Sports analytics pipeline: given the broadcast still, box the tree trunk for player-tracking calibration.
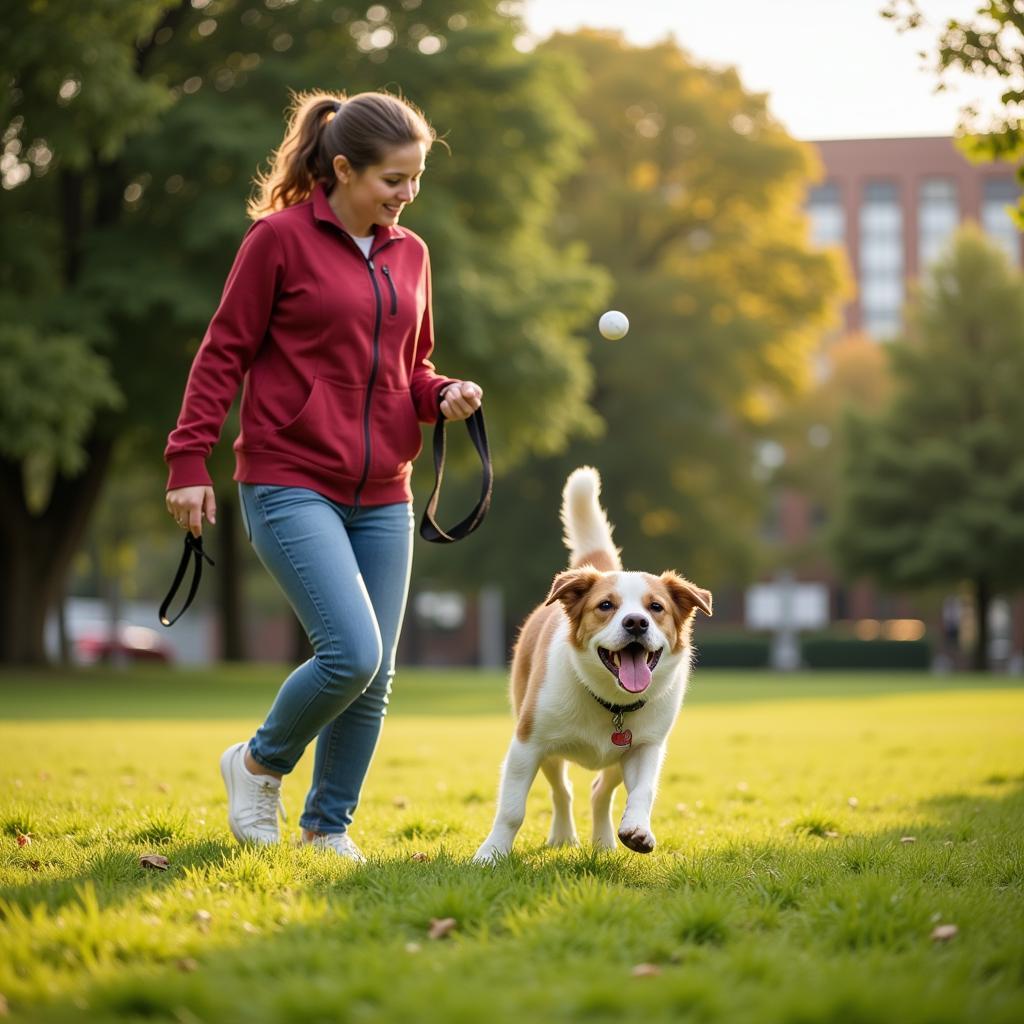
[971,576,991,672]
[218,494,246,661]
[0,436,114,664]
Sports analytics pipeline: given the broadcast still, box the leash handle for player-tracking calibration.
[159,532,215,627]
[419,407,492,544]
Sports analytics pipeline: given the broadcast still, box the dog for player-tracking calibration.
[473,466,712,862]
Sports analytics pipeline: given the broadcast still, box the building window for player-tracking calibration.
[918,177,959,269]
[859,180,904,338]
[807,182,844,247]
[982,178,1021,266]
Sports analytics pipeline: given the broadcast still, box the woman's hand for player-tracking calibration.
[439,380,483,422]
[166,486,217,536]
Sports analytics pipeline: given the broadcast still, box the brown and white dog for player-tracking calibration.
[473,467,712,862]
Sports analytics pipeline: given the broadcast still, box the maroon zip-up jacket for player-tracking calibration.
[164,184,457,506]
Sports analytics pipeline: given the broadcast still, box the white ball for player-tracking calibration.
[598,310,629,340]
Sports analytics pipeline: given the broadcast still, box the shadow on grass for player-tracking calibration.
[0,837,237,917]
[6,781,1024,1024]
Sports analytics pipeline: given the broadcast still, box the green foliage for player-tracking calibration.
[832,227,1024,592]
[1,0,610,660]
[0,325,122,475]
[883,0,1024,222]
[0,1,178,169]
[28,0,606,463]
[417,29,844,613]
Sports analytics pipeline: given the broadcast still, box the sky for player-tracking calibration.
[521,0,1011,141]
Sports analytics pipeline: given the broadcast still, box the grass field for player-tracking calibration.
[1,666,1022,1023]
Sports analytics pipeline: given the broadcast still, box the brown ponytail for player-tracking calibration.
[248,90,437,220]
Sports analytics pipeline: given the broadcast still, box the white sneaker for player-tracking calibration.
[302,830,366,863]
[219,742,285,845]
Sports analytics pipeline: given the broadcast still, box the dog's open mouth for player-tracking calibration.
[598,643,662,693]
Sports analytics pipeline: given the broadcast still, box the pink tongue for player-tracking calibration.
[618,647,652,693]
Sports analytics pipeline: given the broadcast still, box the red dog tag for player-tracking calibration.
[611,729,632,747]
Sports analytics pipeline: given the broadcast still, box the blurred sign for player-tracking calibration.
[745,580,829,630]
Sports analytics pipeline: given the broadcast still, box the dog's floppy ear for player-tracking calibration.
[545,567,603,610]
[659,571,713,619]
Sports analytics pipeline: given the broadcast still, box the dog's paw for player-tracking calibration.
[546,829,579,848]
[617,825,656,853]
[472,843,507,865]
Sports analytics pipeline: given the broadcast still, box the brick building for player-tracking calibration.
[806,136,1022,336]
[767,136,1023,663]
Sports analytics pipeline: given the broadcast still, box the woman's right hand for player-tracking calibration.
[166,486,217,536]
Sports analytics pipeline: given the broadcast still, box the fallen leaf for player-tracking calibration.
[157,782,171,793]
[410,852,429,862]
[176,958,198,973]
[428,917,457,940]
[631,963,662,978]
[193,910,212,932]
[900,836,916,844]
[405,942,422,954]
[140,854,170,871]
[15,833,31,848]
[848,796,859,809]
[824,830,840,839]
[930,924,958,942]
[393,796,409,808]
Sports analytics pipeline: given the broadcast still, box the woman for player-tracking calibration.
[164,91,482,861]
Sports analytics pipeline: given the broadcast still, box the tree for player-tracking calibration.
[765,333,892,574]
[883,0,1024,222]
[414,29,844,619]
[831,226,1024,670]
[0,0,606,663]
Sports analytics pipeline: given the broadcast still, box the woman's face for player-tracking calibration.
[333,141,426,235]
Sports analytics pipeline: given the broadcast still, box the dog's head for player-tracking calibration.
[545,568,712,696]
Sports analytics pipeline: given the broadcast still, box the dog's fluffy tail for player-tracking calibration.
[560,466,622,571]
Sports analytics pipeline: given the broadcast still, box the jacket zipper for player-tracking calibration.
[381,264,398,315]
[352,239,399,508]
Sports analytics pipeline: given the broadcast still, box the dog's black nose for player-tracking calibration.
[623,615,648,636]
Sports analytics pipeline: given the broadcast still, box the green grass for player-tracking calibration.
[0,667,1022,1023]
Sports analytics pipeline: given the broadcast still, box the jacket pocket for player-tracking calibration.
[368,385,422,479]
[274,377,364,478]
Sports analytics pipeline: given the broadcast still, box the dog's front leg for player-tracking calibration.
[617,742,666,853]
[473,738,541,863]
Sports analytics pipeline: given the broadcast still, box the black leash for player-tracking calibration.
[419,406,492,544]
[160,407,488,627]
[158,532,215,627]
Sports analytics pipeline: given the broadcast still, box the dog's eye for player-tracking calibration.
[597,599,615,611]
[649,601,664,613]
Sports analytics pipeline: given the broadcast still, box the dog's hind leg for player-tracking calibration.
[540,756,578,847]
[473,738,541,863]
[591,762,622,850]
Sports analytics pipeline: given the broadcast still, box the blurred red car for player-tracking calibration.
[73,623,173,665]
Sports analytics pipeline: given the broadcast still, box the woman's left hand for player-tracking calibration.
[440,380,483,421]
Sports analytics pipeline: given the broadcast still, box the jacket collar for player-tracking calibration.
[312,182,407,245]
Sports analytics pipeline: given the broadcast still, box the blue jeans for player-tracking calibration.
[238,484,414,835]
